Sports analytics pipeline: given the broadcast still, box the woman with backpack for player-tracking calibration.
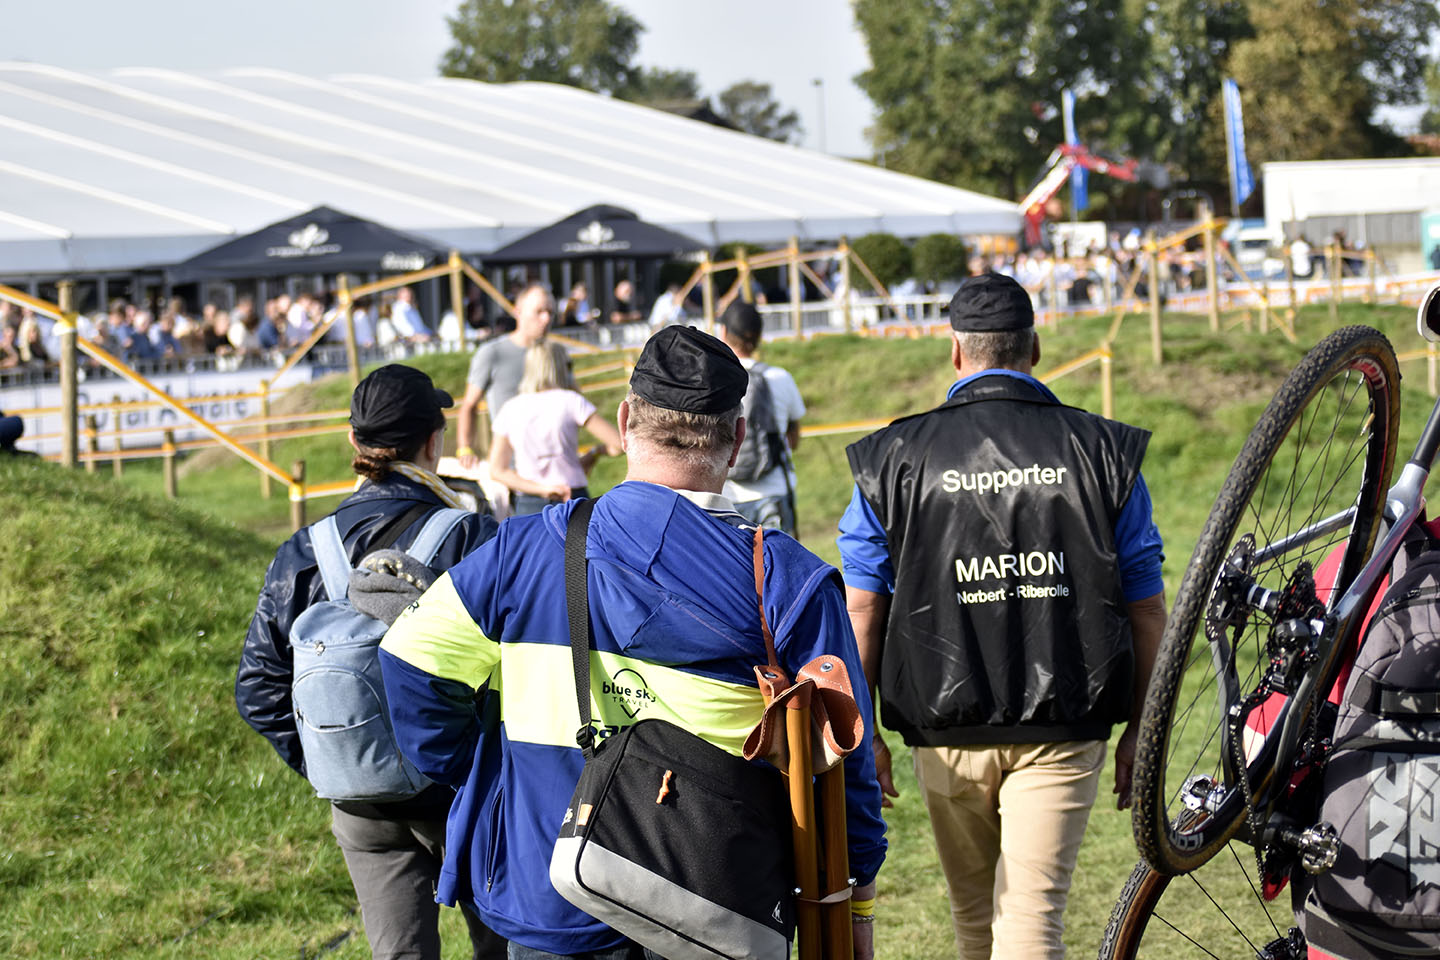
[487,341,622,516]
[236,364,505,960]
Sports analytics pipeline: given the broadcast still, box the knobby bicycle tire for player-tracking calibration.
[1132,325,1400,876]
[1098,854,1305,960]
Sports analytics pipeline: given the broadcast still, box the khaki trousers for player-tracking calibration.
[913,739,1106,960]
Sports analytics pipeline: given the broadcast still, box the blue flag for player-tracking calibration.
[1062,89,1088,212]
[1223,78,1255,207]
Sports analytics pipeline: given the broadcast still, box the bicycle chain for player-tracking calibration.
[1226,561,1324,880]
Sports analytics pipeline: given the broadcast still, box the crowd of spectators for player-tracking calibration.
[0,286,460,381]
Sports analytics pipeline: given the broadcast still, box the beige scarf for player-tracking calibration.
[358,461,469,511]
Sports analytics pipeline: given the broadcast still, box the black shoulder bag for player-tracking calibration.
[548,498,795,960]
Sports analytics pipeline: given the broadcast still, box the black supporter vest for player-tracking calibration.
[847,375,1150,746]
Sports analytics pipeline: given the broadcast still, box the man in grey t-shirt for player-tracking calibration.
[456,284,553,467]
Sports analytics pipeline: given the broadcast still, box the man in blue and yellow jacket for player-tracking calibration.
[380,326,887,960]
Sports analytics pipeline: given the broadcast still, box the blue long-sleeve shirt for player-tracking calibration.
[381,483,886,956]
[838,370,1164,602]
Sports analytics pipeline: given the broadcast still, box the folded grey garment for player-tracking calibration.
[349,549,440,625]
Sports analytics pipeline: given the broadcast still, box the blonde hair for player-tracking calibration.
[623,392,740,472]
[519,341,576,394]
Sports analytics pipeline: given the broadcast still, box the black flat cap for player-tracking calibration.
[947,273,1034,332]
[630,326,747,414]
[350,364,452,450]
[720,300,765,341]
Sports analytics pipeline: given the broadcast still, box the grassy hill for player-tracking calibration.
[18,301,1440,958]
[0,456,384,958]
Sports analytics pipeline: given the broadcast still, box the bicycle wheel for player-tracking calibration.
[1098,848,1305,960]
[1132,325,1399,876]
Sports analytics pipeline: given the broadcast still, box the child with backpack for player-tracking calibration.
[236,365,505,960]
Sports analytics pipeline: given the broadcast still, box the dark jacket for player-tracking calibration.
[236,473,498,800]
[847,374,1148,746]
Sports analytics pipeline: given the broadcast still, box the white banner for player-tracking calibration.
[3,364,321,457]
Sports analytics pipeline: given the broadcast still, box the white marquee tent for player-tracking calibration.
[0,62,1021,278]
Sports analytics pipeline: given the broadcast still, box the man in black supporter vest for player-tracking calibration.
[838,273,1167,959]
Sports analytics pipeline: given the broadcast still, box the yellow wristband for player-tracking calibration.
[850,897,875,918]
[456,446,475,457]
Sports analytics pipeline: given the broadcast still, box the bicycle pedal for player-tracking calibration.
[1270,819,1340,874]
[1180,774,1225,814]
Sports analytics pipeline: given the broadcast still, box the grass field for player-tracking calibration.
[11,302,1440,958]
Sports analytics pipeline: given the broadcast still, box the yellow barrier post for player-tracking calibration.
[789,236,803,339]
[1284,244,1298,324]
[1100,343,1114,420]
[1202,206,1220,332]
[701,251,716,334]
[839,236,853,334]
[162,429,178,500]
[1046,262,1060,326]
[58,280,78,468]
[1101,255,1113,313]
[111,394,124,477]
[448,251,466,348]
[1147,232,1163,366]
[1259,274,1270,335]
[290,460,306,532]
[84,414,98,474]
[738,249,754,304]
[337,276,360,388]
[1367,249,1377,303]
[1329,244,1340,324]
[259,379,273,500]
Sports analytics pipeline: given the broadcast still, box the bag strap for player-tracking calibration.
[371,502,432,553]
[310,501,431,602]
[311,515,352,602]
[752,526,780,672]
[566,498,600,757]
[404,507,471,565]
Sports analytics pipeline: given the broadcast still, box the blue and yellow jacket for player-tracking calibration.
[379,481,886,956]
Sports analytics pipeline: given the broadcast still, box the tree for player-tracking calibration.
[850,234,913,290]
[630,67,702,105]
[440,0,644,98]
[1422,61,1440,136]
[715,82,803,144]
[854,0,1143,199]
[1224,0,1436,163]
[1122,0,1252,185]
[912,234,968,286]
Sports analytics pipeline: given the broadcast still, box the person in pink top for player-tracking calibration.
[489,342,622,516]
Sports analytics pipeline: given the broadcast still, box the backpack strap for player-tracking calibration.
[403,507,471,565]
[310,515,353,602]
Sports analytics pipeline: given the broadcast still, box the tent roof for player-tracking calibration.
[167,205,447,281]
[0,62,1022,277]
[484,204,707,263]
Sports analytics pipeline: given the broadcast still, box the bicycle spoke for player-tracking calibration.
[1230,842,1283,942]
[1188,872,1260,954]
[1148,911,1225,960]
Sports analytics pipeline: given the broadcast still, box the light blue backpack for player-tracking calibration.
[290,507,468,802]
